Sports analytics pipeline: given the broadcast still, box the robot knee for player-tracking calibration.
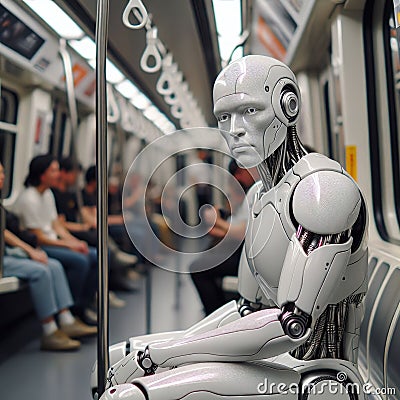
[99,384,146,400]
[91,340,130,398]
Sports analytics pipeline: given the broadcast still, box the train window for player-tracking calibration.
[0,131,16,198]
[322,59,345,166]
[322,80,334,160]
[385,8,400,234]
[0,87,18,198]
[364,0,400,243]
[0,87,18,124]
[49,104,68,157]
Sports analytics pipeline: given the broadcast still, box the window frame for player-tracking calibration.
[0,86,19,199]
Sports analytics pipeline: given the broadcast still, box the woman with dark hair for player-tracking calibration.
[14,155,99,324]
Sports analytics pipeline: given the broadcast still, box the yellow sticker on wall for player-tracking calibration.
[346,146,357,181]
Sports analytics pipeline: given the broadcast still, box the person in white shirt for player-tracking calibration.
[14,155,98,325]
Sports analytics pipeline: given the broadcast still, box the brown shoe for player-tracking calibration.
[60,318,97,338]
[115,251,138,266]
[41,330,81,351]
[127,269,143,281]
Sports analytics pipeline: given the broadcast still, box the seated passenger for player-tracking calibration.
[0,162,96,351]
[83,165,146,266]
[13,155,99,325]
[190,160,256,315]
[52,157,139,294]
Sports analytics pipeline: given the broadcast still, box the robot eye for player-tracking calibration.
[217,113,230,123]
[245,107,257,115]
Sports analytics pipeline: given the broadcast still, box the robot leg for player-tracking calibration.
[100,384,145,400]
[92,301,241,395]
[91,332,182,395]
[100,361,301,400]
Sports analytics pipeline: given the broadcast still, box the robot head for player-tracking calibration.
[213,55,301,168]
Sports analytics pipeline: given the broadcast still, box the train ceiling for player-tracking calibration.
[59,0,222,129]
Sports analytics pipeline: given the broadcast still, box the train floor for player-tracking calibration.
[0,264,204,400]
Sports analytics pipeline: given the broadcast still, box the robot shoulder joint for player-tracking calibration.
[292,171,361,235]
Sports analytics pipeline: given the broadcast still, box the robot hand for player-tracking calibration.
[106,347,157,388]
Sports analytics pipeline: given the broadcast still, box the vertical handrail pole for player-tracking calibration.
[0,202,4,279]
[58,39,84,214]
[95,0,110,397]
[0,83,4,279]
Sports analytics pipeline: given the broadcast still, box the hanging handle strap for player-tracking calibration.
[140,27,163,73]
[123,0,148,30]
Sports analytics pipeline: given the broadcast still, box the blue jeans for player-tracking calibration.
[42,246,98,310]
[3,255,74,320]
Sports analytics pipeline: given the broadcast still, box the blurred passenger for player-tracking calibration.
[83,166,146,266]
[108,175,123,216]
[192,150,213,207]
[123,171,171,262]
[81,165,125,227]
[186,150,213,225]
[52,157,139,295]
[190,160,256,315]
[13,155,99,325]
[144,180,175,251]
[0,162,96,351]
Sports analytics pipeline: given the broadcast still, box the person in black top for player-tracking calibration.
[82,165,146,265]
[190,160,257,315]
[52,158,140,294]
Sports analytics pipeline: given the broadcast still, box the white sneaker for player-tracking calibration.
[84,308,98,324]
[115,251,138,265]
[109,291,126,308]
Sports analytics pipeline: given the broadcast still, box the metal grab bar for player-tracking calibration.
[107,83,121,124]
[0,202,4,280]
[58,39,84,215]
[122,0,148,30]
[95,0,110,397]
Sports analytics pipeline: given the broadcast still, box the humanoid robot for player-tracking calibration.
[94,55,368,400]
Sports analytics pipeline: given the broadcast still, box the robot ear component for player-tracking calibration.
[281,89,299,120]
[270,78,300,126]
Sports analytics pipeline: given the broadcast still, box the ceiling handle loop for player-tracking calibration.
[156,54,176,95]
[107,83,120,123]
[140,27,162,73]
[171,103,183,119]
[123,0,148,30]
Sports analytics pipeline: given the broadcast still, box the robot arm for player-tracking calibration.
[148,307,305,368]
[99,252,264,389]
[145,239,350,368]
[100,301,244,388]
[277,233,352,337]
[278,169,361,335]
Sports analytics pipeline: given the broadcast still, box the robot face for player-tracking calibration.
[213,55,300,167]
[214,92,275,168]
